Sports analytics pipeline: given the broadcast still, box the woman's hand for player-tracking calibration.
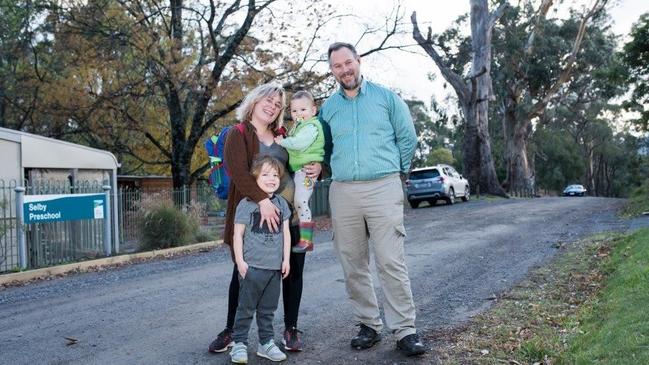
[304,162,322,179]
[274,135,284,144]
[281,260,290,279]
[259,198,280,232]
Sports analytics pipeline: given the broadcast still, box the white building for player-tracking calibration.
[0,127,120,271]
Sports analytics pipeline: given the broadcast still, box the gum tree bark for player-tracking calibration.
[411,1,507,197]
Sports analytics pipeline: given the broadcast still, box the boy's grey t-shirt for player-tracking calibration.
[234,195,291,270]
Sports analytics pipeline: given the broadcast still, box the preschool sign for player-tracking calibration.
[23,194,106,224]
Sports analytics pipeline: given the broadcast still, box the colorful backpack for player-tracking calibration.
[204,123,245,199]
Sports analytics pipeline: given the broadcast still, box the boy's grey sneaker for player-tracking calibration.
[256,340,287,362]
[229,342,248,364]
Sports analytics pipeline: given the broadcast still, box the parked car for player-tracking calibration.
[405,164,470,208]
[563,184,587,197]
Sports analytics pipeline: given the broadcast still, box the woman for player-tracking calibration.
[208,83,321,353]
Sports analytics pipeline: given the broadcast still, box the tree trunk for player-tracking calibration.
[466,0,507,196]
[461,100,504,196]
[585,143,595,195]
[411,1,508,197]
[503,110,534,192]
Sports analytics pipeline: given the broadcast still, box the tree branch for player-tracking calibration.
[528,0,608,118]
[411,11,468,101]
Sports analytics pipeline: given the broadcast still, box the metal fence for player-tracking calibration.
[0,180,19,272]
[118,183,225,250]
[1,178,331,273]
[310,179,331,217]
[1,179,110,272]
[118,180,331,248]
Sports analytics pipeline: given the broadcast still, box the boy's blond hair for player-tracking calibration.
[250,155,285,180]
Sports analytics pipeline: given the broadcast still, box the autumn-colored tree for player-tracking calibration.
[1,0,405,190]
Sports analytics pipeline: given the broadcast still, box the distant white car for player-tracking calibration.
[406,164,470,208]
[563,184,587,197]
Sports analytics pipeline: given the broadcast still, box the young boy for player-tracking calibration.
[230,155,292,364]
[274,90,325,253]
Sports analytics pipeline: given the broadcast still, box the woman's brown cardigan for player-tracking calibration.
[222,121,269,255]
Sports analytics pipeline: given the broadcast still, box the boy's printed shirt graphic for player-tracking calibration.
[250,210,284,245]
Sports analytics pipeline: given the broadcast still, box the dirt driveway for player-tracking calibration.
[0,197,641,365]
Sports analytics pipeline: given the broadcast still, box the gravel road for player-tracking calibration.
[1,197,645,365]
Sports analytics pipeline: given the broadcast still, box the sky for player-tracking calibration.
[321,0,649,103]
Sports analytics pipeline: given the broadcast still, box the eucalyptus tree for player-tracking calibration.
[623,12,649,131]
[411,0,508,196]
[493,0,607,193]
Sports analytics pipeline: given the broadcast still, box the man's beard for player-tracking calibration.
[338,72,360,90]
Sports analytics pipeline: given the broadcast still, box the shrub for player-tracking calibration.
[138,200,194,250]
[622,179,649,217]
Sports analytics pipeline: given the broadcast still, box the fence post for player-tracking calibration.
[103,185,112,257]
[15,186,27,270]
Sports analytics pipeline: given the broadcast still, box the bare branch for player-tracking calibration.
[488,1,509,29]
[411,11,468,101]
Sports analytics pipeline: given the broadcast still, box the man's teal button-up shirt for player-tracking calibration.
[319,78,417,182]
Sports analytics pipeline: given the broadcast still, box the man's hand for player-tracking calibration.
[237,260,249,279]
[281,260,290,279]
[259,198,280,232]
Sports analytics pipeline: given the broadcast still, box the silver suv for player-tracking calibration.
[406,164,470,208]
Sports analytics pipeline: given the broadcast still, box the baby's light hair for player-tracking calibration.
[250,155,285,180]
[291,90,315,106]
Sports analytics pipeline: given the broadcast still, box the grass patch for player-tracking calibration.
[562,228,649,364]
[427,229,649,364]
[622,179,649,217]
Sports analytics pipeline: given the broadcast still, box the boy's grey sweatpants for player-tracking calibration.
[232,267,281,345]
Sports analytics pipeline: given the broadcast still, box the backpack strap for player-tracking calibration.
[234,122,246,134]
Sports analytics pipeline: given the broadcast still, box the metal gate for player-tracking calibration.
[1,179,111,272]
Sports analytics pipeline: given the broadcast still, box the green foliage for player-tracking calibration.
[407,99,458,169]
[623,13,649,131]
[138,200,198,250]
[519,338,552,363]
[563,229,649,364]
[426,147,454,166]
[622,179,649,217]
[194,229,214,244]
[534,126,585,193]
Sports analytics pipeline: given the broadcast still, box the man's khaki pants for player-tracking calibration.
[329,174,417,340]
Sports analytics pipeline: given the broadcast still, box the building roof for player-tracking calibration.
[0,127,119,170]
